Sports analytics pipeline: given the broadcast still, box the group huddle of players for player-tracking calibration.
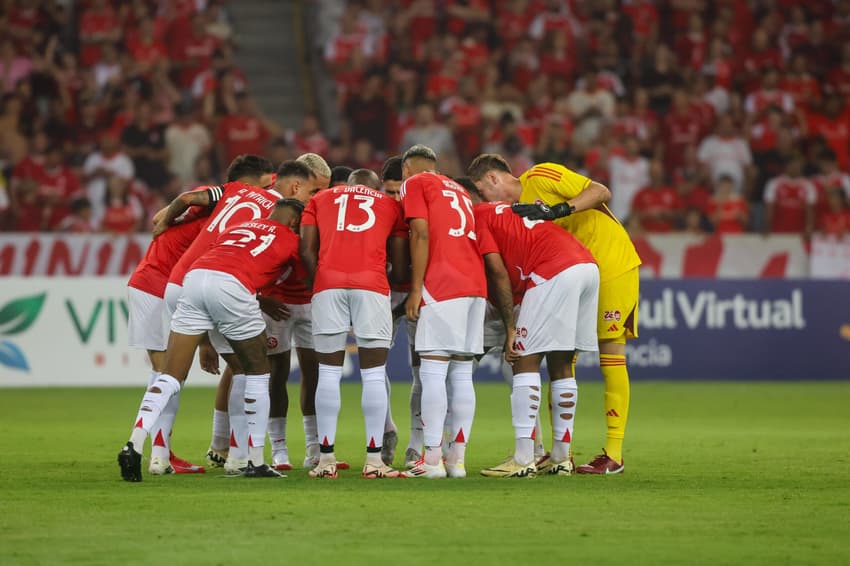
[118,144,641,481]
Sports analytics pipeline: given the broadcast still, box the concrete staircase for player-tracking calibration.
[227,0,309,130]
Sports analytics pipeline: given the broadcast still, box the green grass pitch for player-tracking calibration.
[1,381,848,565]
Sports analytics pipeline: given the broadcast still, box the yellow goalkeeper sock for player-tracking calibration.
[600,354,629,463]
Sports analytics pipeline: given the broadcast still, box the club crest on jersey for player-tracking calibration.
[516,327,528,338]
[603,310,622,322]
[267,337,279,349]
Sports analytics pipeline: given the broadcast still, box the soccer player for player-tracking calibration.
[297,152,333,194]
[158,155,280,474]
[467,194,599,477]
[299,177,409,479]
[399,145,487,479]
[118,199,306,481]
[468,154,640,474]
[127,211,209,475]
[254,160,320,471]
[382,156,425,468]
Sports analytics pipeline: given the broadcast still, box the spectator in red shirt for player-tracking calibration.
[11,130,49,191]
[631,159,682,232]
[663,90,704,171]
[56,197,94,233]
[214,92,279,166]
[744,68,795,118]
[781,54,821,110]
[818,187,850,236]
[100,175,142,234]
[288,114,330,158]
[176,12,220,89]
[741,28,784,88]
[37,144,80,230]
[764,154,818,235]
[126,17,167,74]
[805,95,850,170]
[708,175,749,234]
[676,13,708,71]
[79,0,122,67]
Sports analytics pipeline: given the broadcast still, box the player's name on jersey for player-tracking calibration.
[237,188,278,209]
[641,288,806,330]
[337,185,386,197]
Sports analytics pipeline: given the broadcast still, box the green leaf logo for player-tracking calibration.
[0,293,47,336]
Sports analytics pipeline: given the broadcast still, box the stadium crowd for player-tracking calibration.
[320,0,850,237]
[2,0,850,239]
[0,0,286,233]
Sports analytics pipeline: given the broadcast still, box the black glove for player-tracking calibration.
[511,201,575,221]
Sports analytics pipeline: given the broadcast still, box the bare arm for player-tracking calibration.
[388,235,411,286]
[405,218,429,321]
[483,253,519,364]
[153,190,211,236]
[299,224,319,290]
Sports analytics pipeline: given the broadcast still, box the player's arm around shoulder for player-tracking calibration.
[514,163,610,220]
[152,188,213,236]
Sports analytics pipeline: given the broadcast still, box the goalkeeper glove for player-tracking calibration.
[511,201,575,221]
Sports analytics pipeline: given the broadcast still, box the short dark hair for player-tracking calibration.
[467,153,511,181]
[452,176,481,199]
[348,168,381,189]
[70,197,92,213]
[330,165,353,186]
[381,156,403,182]
[276,160,315,180]
[276,198,305,214]
[402,144,437,164]
[226,154,275,182]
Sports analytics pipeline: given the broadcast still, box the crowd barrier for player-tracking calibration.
[1,277,847,386]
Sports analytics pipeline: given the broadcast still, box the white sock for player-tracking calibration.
[407,365,423,452]
[129,374,181,454]
[211,409,229,451]
[268,416,287,456]
[443,374,454,459]
[419,358,449,465]
[150,389,179,459]
[303,414,318,458]
[384,371,397,434]
[551,378,578,462]
[447,360,475,464]
[228,373,249,461]
[315,363,343,453]
[511,372,541,465]
[245,373,271,464]
[361,366,388,452]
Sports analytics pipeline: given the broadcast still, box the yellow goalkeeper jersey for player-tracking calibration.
[518,162,641,283]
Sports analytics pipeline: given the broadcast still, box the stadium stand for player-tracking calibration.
[316,0,850,237]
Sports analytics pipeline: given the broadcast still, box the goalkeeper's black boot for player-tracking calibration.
[243,461,285,478]
[118,442,143,482]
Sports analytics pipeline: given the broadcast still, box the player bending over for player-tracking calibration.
[299,174,409,479]
[118,199,305,481]
[468,154,639,474]
[464,191,599,477]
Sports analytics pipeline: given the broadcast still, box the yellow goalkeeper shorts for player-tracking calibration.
[597,267,639,342]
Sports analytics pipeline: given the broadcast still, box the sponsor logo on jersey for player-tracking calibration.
[603,310,622,322]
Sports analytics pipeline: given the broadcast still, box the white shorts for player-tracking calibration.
[171,269,266,344]
[483,301,507,351]
[311,288,392,353]
[164,282,183,316]
[127,287,169,351]
[415,296,486,356]
[514,263,600,355]
[264,303,313,354]
[165,280,235,355]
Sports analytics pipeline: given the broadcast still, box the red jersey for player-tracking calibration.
[819,210,850,236]
[663,114,703,170]
[807,112,850,169]
[631,186,682,232]
[101,199,142,234]
[708,197,749,234]
[764,176,817,233]
[128,217,206,297]
[475,202,595,304]
[191,219,300,295]
[168,182,283,286]
[400,172,487,303]
[302,185,407,295]
[261,259,312,305]
[215,115,271,164]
